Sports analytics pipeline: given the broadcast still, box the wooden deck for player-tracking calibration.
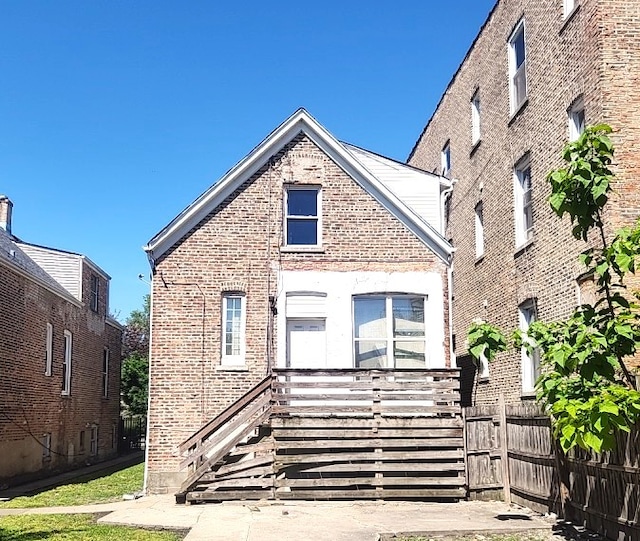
[176,368,464,503]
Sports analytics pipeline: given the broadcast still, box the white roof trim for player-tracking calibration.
[144,109,453,265]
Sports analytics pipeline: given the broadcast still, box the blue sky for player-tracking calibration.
[0,0,495,321]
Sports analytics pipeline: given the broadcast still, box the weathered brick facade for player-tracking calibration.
[408,0,640,404]
[147,131,451,492]
[0,216,122,485]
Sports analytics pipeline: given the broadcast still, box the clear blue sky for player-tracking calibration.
[0,0,495,322]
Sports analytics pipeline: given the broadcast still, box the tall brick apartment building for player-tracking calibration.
[408,0,640,404]
[0,196,123,485]
[143,109,454,493]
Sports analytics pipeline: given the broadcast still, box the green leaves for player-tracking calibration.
[467,320,508,365]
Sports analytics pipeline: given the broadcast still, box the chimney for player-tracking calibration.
[0,195,13,235]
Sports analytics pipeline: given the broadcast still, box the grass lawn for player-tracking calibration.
[0,463,144,508]
[0,514,183,540]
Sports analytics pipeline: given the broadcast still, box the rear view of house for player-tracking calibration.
[144,109,459,496]
[0,196,122,485]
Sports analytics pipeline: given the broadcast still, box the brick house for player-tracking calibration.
[408,0,640,405]
[0,196,123,485]
[143,109,455,494]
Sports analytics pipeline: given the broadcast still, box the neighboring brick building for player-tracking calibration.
[0,196,123,485]
[408,0,640,404]
[143,109,454,493]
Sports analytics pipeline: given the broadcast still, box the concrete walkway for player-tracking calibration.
[0,495,553,541]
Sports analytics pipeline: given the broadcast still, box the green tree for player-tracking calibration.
[121,295,150,416]
[468,126,640,454]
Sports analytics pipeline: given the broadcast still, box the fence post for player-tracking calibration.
[498,394,511,504]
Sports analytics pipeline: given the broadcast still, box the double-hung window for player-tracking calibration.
[90,275,99,313]
[471,92,481,145]
[441,142,451,177]
[102,348,109,398]
[284,186,321,247]
[62,330,72,395]
[90,426,98,456]
[568,97,585,141]
[221,293,246,366]
[45,322,53,376]
[353,295,427,369]
[508,20,527,114]
[514,157,533,247]
[475,202,484,258]
[42,433,52,459]
[519,300,540,393]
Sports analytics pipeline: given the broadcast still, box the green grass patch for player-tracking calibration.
[0,514,183,540]
[0,463,144,508]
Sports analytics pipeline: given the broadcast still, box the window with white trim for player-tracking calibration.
[221,293,246,365]
[514,156,533,247]
[353,295,427,369]
[441,142,451,177]
[563,0,576,18]
[475,202,484,258]
[508,19,527,114]
[568,97,585,141]
[102,348,109,398]
[90,426,98,456]
[45,322,53,376]
[471,92,481,144]
[519,300,540,393]
[62,330,72,395]
[284,186,321,247]
[90,274,99,313]
[42,433,52,459]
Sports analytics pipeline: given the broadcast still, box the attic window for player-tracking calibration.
[90,274,99,312]
[284,186,321,247]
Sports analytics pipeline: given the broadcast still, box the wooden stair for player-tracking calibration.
[176,369,466,503]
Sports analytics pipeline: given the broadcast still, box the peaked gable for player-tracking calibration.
[145,109,453,265]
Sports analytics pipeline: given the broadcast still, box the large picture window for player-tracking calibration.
[353,295,427,368]
[284,186,321,247]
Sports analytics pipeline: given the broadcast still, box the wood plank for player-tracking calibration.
[274,488,466,499]
[273,368,460,378]
[274,437,463,450]
[275,449,464,464]
[272,380,459,390]
[199,465,274,483]
[212,455,273,477]
[227,438,275,456]
[270,416,463,429]
[274,393,374,401]
[271,428,463,438]
[275,477,465,488]
[187,489,274,501]
[202,477,274,489]
[285,462,464,474]
[271,405,374,414]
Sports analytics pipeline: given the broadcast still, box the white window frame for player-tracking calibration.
[102,348,109,398]
[563,0,576,18]
[90,426,98,456]
[508,19,527,114]
[514,157,533,247]
[568,97,585,142]
[42,433,52,459]
[62,330,72,395]
[519,300,540,393]
[45,322,53,376]
[353,294,428,369]
[441,142,451,177]
[90,274,99,313]
[284,186,322,248]
[478,349,490,379]
[221,293,246,366]
[475,201,484,258]
[471,92,481,144]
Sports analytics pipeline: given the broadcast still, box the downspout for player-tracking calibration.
[440,179,455,368]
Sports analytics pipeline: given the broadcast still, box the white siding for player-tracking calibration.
[17,244,82,299]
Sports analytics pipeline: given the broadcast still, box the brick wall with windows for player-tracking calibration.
[408,0,640,404]
[0,262,122,485]
[147,133,450,492]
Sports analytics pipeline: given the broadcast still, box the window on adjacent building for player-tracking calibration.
[90,274,99,313]
[42,433,52,459]
[62,330,72,395]
[102,348,109,398]
[90,426,98,456]
[475,202,484,258]
[221,293,246,365]
[79,430,85,453]
[471,92,481,144]
[353,295,427,369]
[514,156,533,247]
[568,97,586,141]
[564,0,576,18]
[441,142,451,177]
[519,300,540,393]
[284,186,321,247]
[508,19,527,114]
[45,322,53,376]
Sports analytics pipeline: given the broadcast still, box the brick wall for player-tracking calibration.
[0,261,122,485]
[408,0,640,404]
[147,134,449,492]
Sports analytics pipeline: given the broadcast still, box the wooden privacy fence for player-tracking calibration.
[177,368,464,503]
[464,399,639,540]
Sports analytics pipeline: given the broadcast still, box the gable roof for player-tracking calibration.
[144,108,453,265]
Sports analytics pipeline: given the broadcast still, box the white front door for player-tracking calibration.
[286,319,326,368]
